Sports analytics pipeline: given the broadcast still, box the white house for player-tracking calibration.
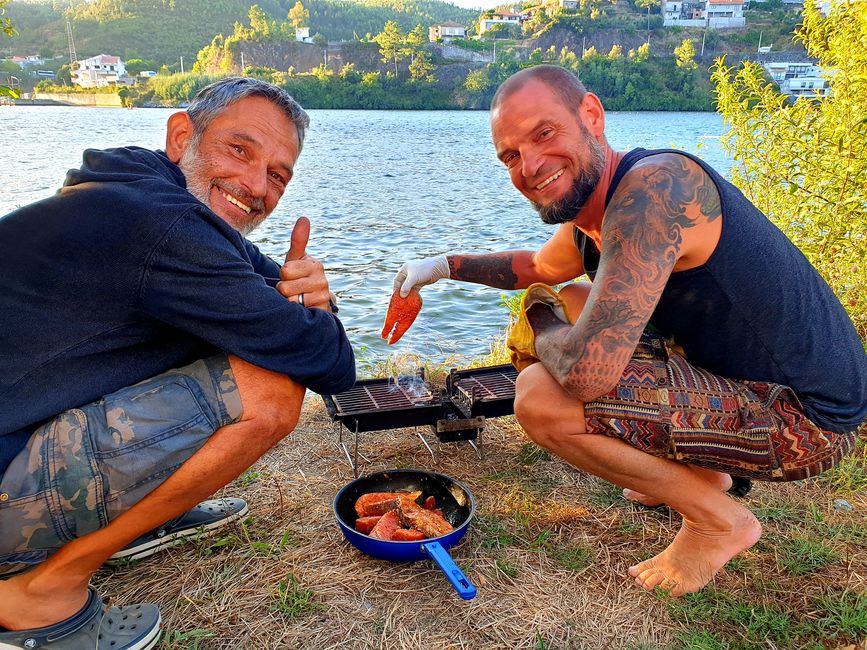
[479,10,523,35]
[663,0,745,27]
[10,54,44,68]
[295,27,313,43]
[429,22,467,42]
[72,54,132,88]
[763,61,831,97]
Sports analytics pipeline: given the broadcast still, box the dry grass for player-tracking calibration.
[93,396,867,649]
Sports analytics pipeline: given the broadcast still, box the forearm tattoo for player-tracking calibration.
[542,154,721,400]
[447,253,519,289]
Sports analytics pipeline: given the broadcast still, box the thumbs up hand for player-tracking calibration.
[277,217,331,312]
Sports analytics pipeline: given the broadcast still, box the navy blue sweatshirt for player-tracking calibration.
[0,147,356,473]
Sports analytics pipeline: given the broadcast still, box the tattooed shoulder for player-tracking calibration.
[603,153,721,256]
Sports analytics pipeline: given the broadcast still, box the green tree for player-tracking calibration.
[712,0,866,338]
[1,0,18,99]
[288,1,310,29]
[629,42,651,62]
[464,68,491,93]
[634,0,659,42]
[374,20,407,77]
[408,50,434,81]
[248,5,275,40]
[406,24,427,67]
[674,38,697,69]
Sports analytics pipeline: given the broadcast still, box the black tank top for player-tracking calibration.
[574,148,866,432]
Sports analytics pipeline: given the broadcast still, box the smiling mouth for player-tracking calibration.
[221,190,252,214]
[536,169,564,191]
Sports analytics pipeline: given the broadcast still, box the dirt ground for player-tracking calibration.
[94,395,867,650]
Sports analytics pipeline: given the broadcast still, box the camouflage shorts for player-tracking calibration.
[0,354,241,573]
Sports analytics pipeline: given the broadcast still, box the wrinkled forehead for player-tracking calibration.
[490,79,565,141]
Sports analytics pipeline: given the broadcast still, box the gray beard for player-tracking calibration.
[177,139,266,237]
[532,137,606,225]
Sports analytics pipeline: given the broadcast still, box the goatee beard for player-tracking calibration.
[532,136,605,225]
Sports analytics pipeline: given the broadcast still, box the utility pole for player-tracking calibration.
[180,56,184,74]
[241,51,245,70]
[66,21,77,66]
[700,3,709,57]
[492,39,496,63]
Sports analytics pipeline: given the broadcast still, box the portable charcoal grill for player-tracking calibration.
[323,364,519,475]
[446,364,519,419]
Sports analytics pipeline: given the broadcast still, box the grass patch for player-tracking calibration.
[819,438,867,492]
[475,512,516,549]
[271,573,323,619]
[813,590,867,641]
[485,469,561,496]
[751,502,800,526]
[526,529,594,572]
[587,479,624,507]
[668,588,803,649]
[162,628,217,649]
[495,558,519,578]
[774,535,841,576]
[517,442,551,466]
[673,629,727,649]
[208,522,297,558]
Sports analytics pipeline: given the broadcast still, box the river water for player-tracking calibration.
[1,107,730,370]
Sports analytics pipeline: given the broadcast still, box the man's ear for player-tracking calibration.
[165,111,194,164]
[579,93,605,140]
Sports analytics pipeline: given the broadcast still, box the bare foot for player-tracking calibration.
[627,503,761,597]
[623,468,734,508]
[0,571,90,630]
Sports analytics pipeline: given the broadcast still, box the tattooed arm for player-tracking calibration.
[530,153,722,401]
[447,222,585,289]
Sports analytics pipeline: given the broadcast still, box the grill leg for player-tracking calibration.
[468,427,483,460]
[416,427,437,464]
[352,422,360,478]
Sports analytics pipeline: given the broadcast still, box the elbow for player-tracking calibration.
[561,374,619,404]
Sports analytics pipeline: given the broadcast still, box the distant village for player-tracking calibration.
[3,0,834,100]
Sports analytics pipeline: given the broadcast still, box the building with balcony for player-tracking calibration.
[72,54,133,88]
[663,0,745,27]
[429,22,467,42]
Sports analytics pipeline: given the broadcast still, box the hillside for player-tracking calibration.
[3,0,477,67]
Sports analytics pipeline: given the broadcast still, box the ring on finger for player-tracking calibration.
[299,293,305,306]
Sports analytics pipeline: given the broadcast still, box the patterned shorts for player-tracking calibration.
[584,333,858,482]
[0,355,242,573]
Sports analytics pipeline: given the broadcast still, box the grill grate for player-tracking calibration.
[332,381,433,415]
[323,375,442,433]
[453,370,517,402]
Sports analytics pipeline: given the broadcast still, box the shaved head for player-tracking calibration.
[491,65,589,115]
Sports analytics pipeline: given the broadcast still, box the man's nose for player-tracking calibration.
[520,148,543,180]
[243,164,269,198]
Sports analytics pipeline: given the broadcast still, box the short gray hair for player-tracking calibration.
[186,77,310,152]
[492,65,588,115]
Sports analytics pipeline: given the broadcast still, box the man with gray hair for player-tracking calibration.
[0,77,355,648]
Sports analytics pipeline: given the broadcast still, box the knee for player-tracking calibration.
[228,356,305,443]
[514,365,560,447]
[514,362,588,450]
[558,281,591,322]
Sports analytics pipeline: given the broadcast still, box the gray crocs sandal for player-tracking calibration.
[0,587,160,649]
[109,497,248,562]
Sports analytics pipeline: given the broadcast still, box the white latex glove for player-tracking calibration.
[392,254,450,298]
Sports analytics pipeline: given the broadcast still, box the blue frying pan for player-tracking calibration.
[333,468,477,600]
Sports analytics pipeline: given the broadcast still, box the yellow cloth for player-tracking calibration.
[506,283,574,372]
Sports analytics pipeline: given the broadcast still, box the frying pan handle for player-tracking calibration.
[422,542,477,600]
